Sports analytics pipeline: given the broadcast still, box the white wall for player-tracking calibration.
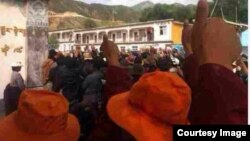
[51,20,175,54]
[153,22,172,41]
[53,20,174,46]
[0,3,27,99]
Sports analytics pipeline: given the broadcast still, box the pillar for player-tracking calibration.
[26,0,49,88]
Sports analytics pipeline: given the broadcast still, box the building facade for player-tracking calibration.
[49,19,184,53]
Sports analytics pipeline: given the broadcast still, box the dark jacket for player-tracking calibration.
[81,71,103,102]
[183,54,248,124]
[4,84,22,115]
[49,65,62,92]
[61,66,81,103]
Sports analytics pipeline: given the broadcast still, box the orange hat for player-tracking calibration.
[0,90,80,141]
[107,71,191,141]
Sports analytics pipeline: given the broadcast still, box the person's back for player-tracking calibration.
[82,71,103,95]
[61,67,81,102]
[4,62,25,115]
[48,56,66,92]
[131,64,144,83]
[61,57,81,103]
[81,69,104,112]
[42,58,55,85]
[42,49,58,84]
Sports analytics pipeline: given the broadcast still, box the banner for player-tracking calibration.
[27,0,48,27]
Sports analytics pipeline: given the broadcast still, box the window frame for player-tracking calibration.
[160,26,167,35]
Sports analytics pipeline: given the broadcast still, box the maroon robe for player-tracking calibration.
[183,54,248,124]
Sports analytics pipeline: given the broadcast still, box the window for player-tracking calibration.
[139,29,146,36]
[112,34,116,42]
[134,32,138,41]
[108,33,112,39]
[66,33,70,39]
[120,46,126,52]
[95,35,97,43]
[90,34,93,40]
[160,26,167,35]
[76,34,81,42]
[134,32,138,37]
[62,33,65,39]
[147,28,154,41]
[132,46,138,51]
[123,33,126,42]
[99,33,103,40]
[82,35,86,43]
[86,36,89,44]
[117,31,122,39]
[69,34,72,41]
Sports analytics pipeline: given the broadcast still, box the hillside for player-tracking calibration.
[48,0,140,30]
[132,1,154,11]
[48,0,189,30]
[48,0,247,31]
[49,14,124,31]
[49,0,141,22]
[48,0,199,31]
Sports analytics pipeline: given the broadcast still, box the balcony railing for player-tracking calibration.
[73,34,154,44]
[59,38,72,42]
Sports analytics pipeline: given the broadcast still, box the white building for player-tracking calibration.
[49,19,184,53]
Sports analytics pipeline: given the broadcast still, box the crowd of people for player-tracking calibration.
[0,0,248,141]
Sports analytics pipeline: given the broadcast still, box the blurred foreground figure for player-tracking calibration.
[182,0,247,124]
[0,90,80,141]
[107,71,191,141]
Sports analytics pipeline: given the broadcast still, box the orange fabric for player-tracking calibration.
[107,71,191,141]
[56,51,63,58]
[42,59,54,84]
[0,90,80,141]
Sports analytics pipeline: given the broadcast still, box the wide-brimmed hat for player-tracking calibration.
[0,90,80,141]
[107,71,191,141]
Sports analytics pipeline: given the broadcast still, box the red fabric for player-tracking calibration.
[88,66,134,141]
[185,62,248,124]
[182,54,199,90]
[103,66,133,105]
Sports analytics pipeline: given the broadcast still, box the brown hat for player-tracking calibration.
[0,90,80,141]
[107,71,191,141]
